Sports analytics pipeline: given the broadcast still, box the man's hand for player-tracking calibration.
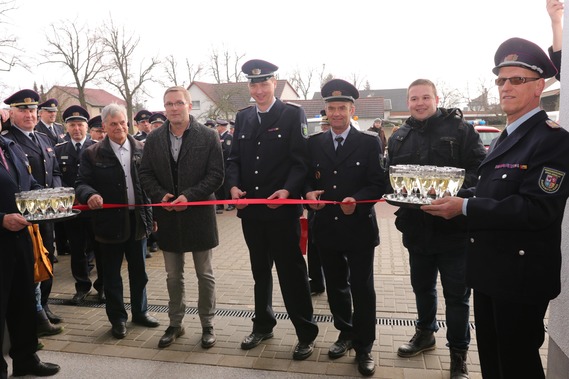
[87,194,104,210]
[230,186,248,209]
[421,196,464,220]
[267,189,289,209]
[340,197,356,215]
[306,190,325,210]
[168,194,188,212]
[2,213,30,231]
[162,193,177,211]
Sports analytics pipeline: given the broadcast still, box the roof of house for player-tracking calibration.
[49,85,126,107]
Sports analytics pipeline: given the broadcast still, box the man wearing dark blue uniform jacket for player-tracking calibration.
[423,37,569,379]
[304,79,385,376]
[0,93,60,378]
[225,59,318,360]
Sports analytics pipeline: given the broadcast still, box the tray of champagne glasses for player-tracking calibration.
[384,165,466,209]
[15,188,81,224]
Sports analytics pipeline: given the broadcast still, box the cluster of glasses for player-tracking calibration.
[388,165,466,204]
[15,188,76,221]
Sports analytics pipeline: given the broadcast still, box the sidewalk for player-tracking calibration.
[8,202,549,378]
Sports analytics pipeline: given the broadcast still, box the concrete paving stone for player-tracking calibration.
[253,356,292,371]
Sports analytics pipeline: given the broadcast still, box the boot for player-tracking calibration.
[450,348,469,379]
[37,309,64,337]
[397,327,436,357]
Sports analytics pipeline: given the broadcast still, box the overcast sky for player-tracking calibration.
[0,0,561,110]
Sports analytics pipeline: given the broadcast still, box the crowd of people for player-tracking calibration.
[1,5,569,377]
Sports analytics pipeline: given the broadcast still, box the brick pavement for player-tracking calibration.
[32,202,549,378]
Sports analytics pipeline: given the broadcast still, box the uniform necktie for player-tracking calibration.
[29,132,39,146]
[495,129,508,147]
[48,125,55,136]
[75,142,81,154]
[335,136,344,155]
[0,147,9,172]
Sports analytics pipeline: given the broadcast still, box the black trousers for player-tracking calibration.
[65,218,104,293]
[474,290,549,379]
[241,218,318,342]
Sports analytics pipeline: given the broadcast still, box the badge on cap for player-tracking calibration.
[539,167,565,193]
[252,68,261,75]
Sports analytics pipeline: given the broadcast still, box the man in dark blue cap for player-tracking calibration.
[88,115,106,142]
[35,98,65,146]
[55,106,105,305]
[3,89,65,329]
[149,112,166,131]
[305,79,385,376]
[226,59,318,360]
[423,37,569,379]
[0,91,61,379]
[133,109,152,142]
[204,119,216,128]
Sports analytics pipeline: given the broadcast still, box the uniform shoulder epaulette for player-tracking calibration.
[36,131,48,136]
[55,141,68,147]
[362,130,379,137]
[285,101,301,108]
[238,105,254,112]
[308,131,323,138]
[1,130,8,136]
[546,119,561,129]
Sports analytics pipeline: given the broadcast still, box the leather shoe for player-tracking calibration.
[328,339,353,359]
[13,360,60,377]
[293,341,315,360]
[111,322,127,339]
[149,242,159,252]
[240,331,274,350]
[71,290,91,305]
[158,326,185,348]
[201,326,216,348]
[355,352,376,376]
[132,313,160,328]
[397,328,436,357]
[226,205,235,211]
[97,291,106,304]
[44,306,62,324]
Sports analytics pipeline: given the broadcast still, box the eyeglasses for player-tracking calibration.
[164,101,187,109]
[495,77,540,86]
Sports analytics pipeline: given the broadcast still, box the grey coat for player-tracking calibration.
[139,117,224,253]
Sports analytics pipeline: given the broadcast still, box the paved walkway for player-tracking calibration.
[5,202,549,378]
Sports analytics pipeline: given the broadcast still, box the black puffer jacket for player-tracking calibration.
[387,108,486,249]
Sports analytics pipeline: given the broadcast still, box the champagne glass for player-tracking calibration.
[26,195,38,220]
[389,165,404,199]
[36,192,49,220]
[419,166,437,202]
[15,192,28,217]
[65,187,76,215]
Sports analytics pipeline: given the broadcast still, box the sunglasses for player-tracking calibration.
[495,77,540,86]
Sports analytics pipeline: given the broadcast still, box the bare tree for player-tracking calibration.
[100,19,159,131]
[289,67,316,100]
[41,21,108,108]
[208,47,245,83]
[436,81,463,109]
[0,1,25,73]
[163,55,205,87]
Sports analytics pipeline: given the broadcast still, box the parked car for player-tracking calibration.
[475,125,501,150]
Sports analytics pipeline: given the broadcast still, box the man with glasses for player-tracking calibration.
[423,37,569,379]
[387,79,485,379]
[88,115,106,142]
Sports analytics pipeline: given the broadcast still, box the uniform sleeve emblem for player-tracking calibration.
[539,167,565,193]
[301,123,308,138]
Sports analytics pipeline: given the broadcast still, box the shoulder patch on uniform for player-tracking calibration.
[55,141,68,147]
[301,122,308,138]
[1,130,8,136]
[362,130,379,137]
[309,131,324,138]
[36,131,48,136]
[285,101,301,108]
[538,167,565,193]
[546,119,561,129]
[238,105,254,112]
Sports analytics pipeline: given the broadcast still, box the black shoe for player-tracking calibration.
[13,360,60,377]
[44,306,62,324]
[111,322,127,339]
[146,251,153,258]
[328,339,353,359]
[97,291,106,304]
[158,326,185,348]
[450,348,469,379]
[149,242,159,252]
[226,205,235,211]
[201,326,216,349]
[397,328,436,357]
[355,352,376,376]
[293,340,315,360]
[37,309,63,337]
[53,256,58,263]
[310,287,325,296]
[132,313,160,328]
[71,290,91,305]
[240,331,274,350]
[216,208,224,214]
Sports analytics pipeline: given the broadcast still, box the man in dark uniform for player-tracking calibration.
[3,89,64,326]
[35,98,65,146]
[88,115,106,142]
[132,109,152,142]
[305,80,385,376]
[0,96,60,379]
[214,118,232,214]
[204,119,216,128]
[226,59,318,360]
[423,37,569,379]
[149,112,166,131]
[55,105,104,304]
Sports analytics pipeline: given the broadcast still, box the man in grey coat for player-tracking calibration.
[139,86,224,349]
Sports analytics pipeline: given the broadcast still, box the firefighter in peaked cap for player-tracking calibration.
[36,98,65,145]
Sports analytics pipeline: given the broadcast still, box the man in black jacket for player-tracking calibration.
[76,103,159,339]
[387,79,486,379]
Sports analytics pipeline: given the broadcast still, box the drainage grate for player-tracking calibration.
[48,298,482,330]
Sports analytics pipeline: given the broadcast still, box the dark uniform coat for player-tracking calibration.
[463,111,569,304]
[306,127,386,250]
[55,139,97,187]
[75,135,152,244]
[219,130,233,162]
[35,121,65,146]
[139,117,224,253]
[2,127,62,188]
[225,99,308,220]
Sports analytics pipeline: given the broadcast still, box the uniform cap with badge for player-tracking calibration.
[204,119,216,127]
[4,89,40,109]
[63,105,90,123]
[149,112,166,125]
[492,37,558,79]
[216,119,229,126]
[242,59,279,83]
[88,115,102,129]
[134,109,152,122]
[38,98,59,112]
[321,79,359,103]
